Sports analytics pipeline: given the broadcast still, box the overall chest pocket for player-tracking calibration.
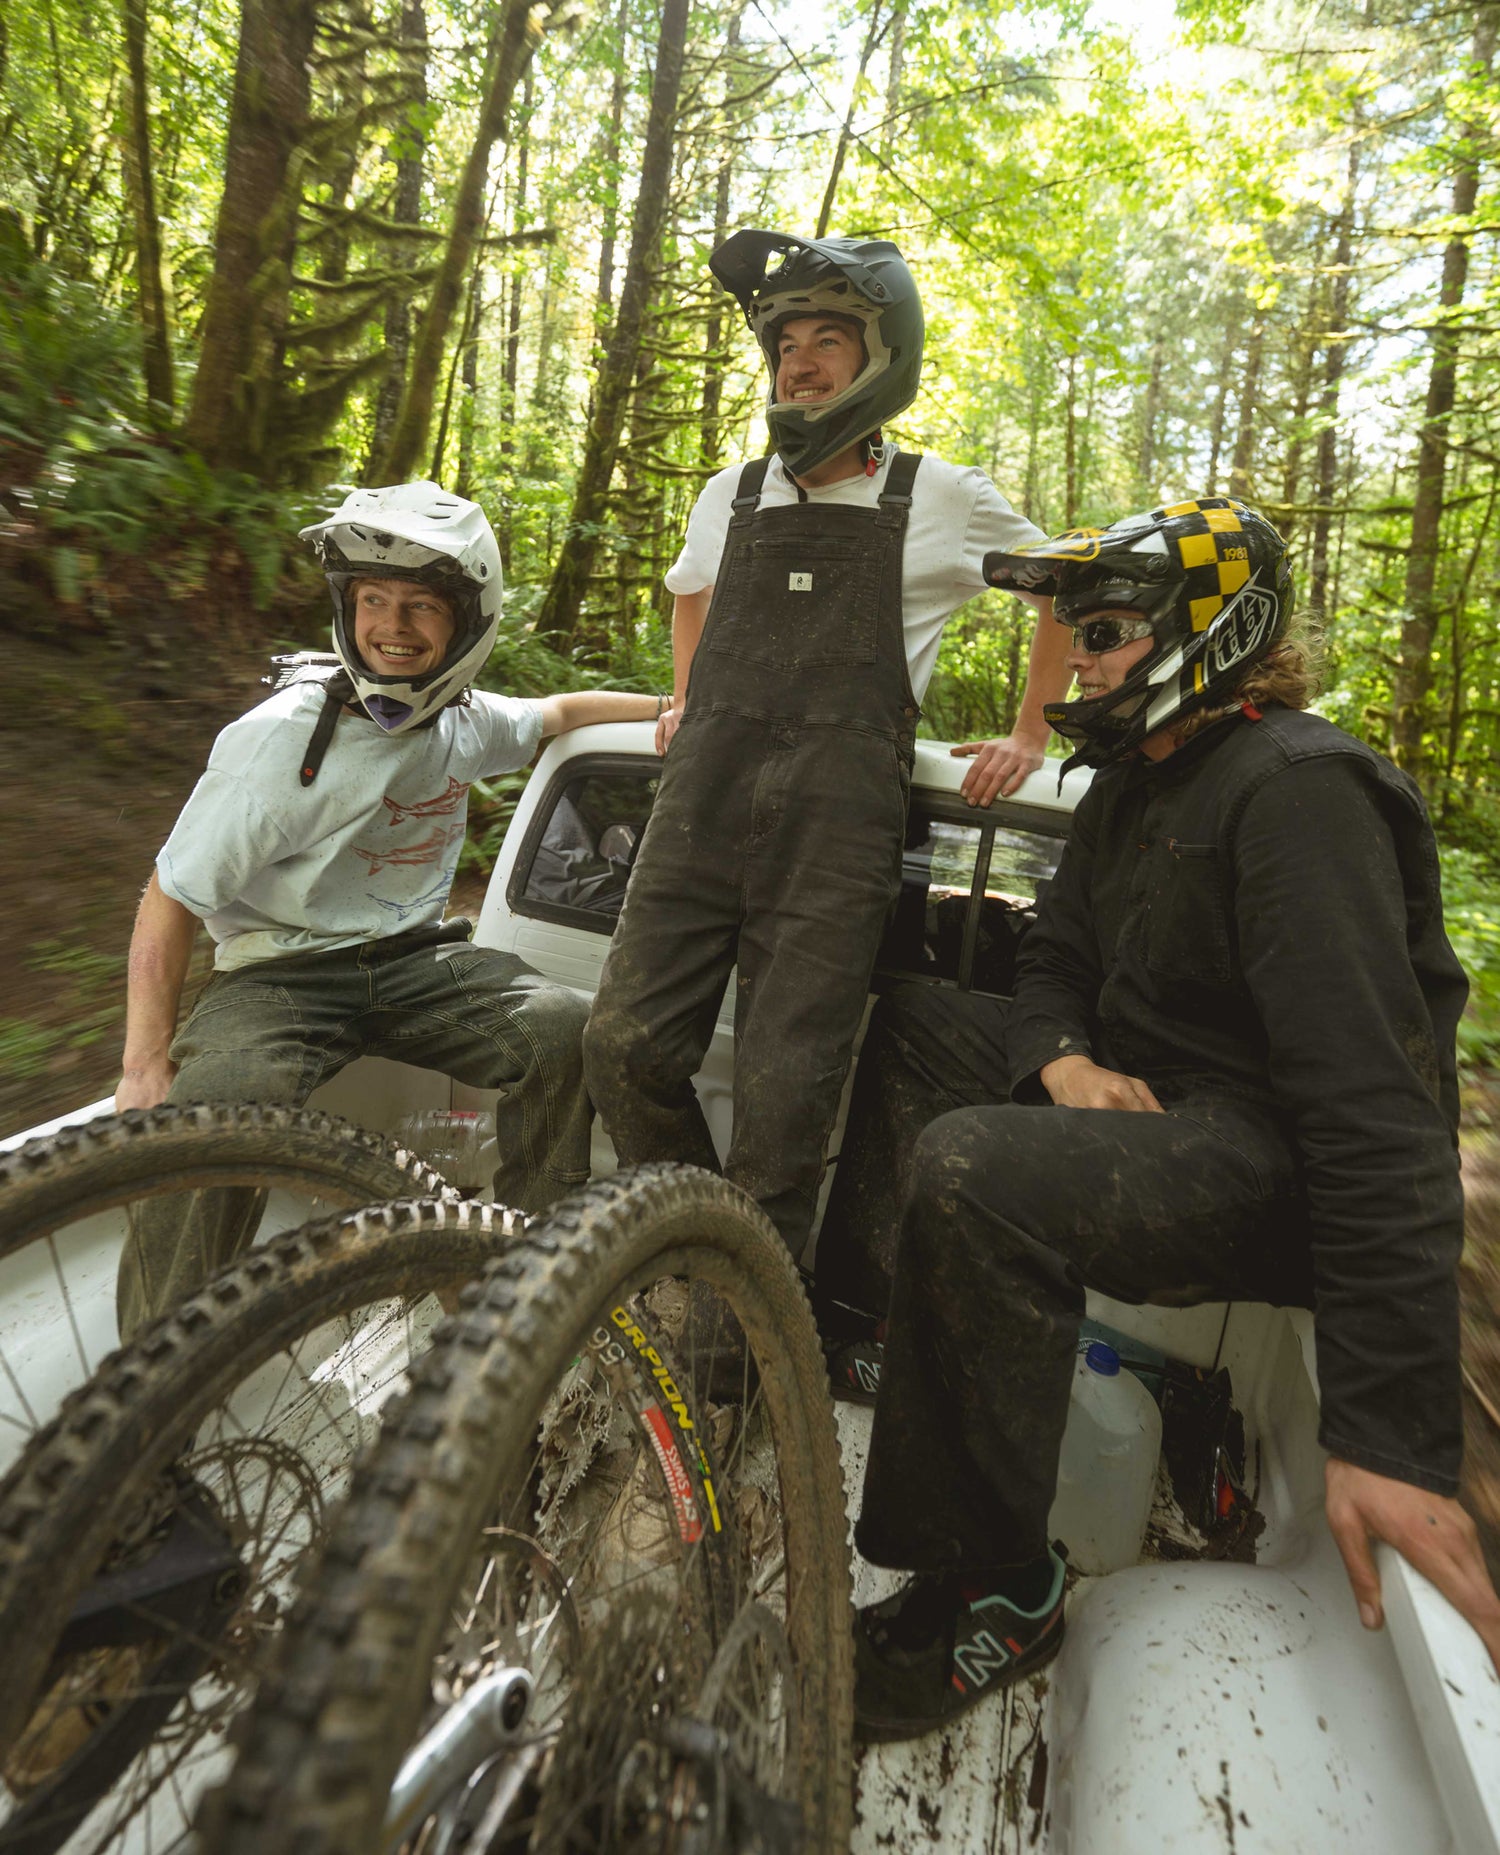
[1138,839,1232,986]
[705,535,887,672]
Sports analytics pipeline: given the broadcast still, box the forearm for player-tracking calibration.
[1011,597,1069,747]
[670,589,711,711]
[119,872,199,1102]
[538,690,660,735]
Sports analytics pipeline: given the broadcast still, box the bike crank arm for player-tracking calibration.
[380,1666,534,1850]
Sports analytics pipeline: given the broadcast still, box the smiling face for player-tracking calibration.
[772,315,866,407]
[351,579,456,679]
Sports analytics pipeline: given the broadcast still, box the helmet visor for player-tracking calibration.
[709,230,898,312]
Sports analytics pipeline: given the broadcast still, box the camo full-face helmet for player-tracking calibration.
[985,497,1294,769]
[709,229,924,477]
[298,481,502,734]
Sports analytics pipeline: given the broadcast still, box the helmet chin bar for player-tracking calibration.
[1044,638,1188,762]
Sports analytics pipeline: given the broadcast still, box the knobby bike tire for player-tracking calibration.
[0,1104,451,1258]
[0,1197,523,1781]
[204,1163,856,1855]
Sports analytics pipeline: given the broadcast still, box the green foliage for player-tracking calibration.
[920,598,1032,744]
[0,239,143,453]
[2,248,306,611]
[1440,847,1500,1086]
[458,771,531,876]
[0,1020,56,1081]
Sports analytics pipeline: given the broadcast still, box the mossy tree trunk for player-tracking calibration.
[698,3,744,468]
[537,0,689,652]
[1308,144,1357,613]
[374,0,549,484]
[119,0,173,413]
[366,0,428,482]
[182,0,317,469]
[1393,5,1498,785]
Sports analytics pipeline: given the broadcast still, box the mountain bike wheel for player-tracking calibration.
[0,1104,451,1477]
[204,1164,855,1855]
[0,1196,522,1855]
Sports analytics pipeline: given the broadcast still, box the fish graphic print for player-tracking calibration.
[354,777,470,876]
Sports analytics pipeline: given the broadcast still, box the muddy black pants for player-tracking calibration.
[851,993,1316,1574]
[815,983,1013,1318]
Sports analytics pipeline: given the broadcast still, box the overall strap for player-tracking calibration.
[299,671,354,787]
[731,455,773,513]
[878,451,922,507]
[876,451,921,527]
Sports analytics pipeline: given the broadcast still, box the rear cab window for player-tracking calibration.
[508,753,1069,998]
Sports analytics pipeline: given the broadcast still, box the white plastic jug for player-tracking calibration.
[1046,1341,1163,1575]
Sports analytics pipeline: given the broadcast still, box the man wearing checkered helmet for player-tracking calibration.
[820,497,1500,1740]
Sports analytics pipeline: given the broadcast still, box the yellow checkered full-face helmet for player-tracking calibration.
[984,497,1294,769]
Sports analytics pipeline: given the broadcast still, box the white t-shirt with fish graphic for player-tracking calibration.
[157,681,543,971]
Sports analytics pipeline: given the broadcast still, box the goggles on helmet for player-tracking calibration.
[1064,612,1158,656]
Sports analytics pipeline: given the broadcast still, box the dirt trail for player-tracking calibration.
[1460,1107,1500,1583]
[2,630,277,1135]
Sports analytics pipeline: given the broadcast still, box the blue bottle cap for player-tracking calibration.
[1084,1341,1121,1376]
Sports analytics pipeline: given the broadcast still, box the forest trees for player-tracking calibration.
[181,0,318,469]
[535,0,689,650]
[1392,5,1500,786]
[5,0,1500,834]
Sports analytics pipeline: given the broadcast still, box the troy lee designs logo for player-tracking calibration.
[1205,582,1279,678]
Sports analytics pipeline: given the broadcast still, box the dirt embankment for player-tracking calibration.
[2,623,294,1135]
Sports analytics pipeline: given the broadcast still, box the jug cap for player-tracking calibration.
[1084,1341,1121,1376]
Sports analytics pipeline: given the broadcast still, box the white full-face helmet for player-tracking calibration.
[298,481,503,734]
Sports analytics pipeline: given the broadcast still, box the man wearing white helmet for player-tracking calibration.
[584,230,1070,1286]
[114,481,657,1338]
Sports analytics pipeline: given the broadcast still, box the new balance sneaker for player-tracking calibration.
[824,1327,886,1405]
[853,1549,1067,1743]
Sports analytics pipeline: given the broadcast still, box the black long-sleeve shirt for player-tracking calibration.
[1007,707,1470,1495]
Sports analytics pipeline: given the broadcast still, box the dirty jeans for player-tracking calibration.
[117,933,592,1340]
[851,997,1316,1574]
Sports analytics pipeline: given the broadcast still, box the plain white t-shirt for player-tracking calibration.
[664,447,1044,700]
[157,683,543,970]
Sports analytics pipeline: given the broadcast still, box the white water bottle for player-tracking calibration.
[1047,1341,1163,1575]
[394,1108,497,1195]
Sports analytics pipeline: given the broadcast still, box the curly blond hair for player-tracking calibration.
[1174,612,1325,741]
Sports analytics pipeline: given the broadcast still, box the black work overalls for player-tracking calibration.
[584,452,923,1255]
